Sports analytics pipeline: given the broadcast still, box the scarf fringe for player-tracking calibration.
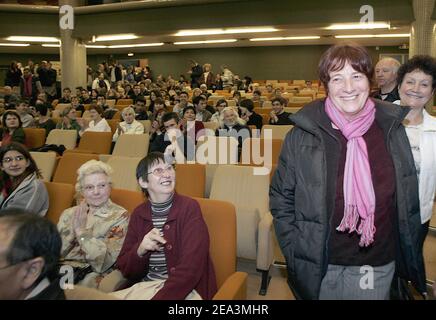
[336,205,359,233]
[336,205,375,247]
[357,213,376,247]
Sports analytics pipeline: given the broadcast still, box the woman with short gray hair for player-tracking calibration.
[112,106,145,142]
[57,160,129,288]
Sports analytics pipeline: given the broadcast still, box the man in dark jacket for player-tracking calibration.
[270,99,426,300]
[188,60,203,89]
[20,67,42,106]
[0,209,65,300]
[240,99,263,130]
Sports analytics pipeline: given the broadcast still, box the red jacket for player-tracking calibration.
[116,193,217,300]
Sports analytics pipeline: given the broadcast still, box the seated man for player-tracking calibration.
[113,152,217,300]
[0,209,65,300]
[240,98,263,130]
[16,101,35,128]
[269,97,293,125]
[149,112,195,162]
[58,87,72,104]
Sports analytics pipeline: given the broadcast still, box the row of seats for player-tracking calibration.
[44,163,277,296]
[44,182,247,300]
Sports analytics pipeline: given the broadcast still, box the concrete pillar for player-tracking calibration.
[409,0,435,57]
[59,0,87,91]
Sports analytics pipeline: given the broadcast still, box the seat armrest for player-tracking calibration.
[213,272,248,300]
[256,211,274,271]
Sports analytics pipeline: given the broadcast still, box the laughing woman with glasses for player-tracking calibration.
[0,142,48,216]
[57,160,129,288]
[112,152,217,300]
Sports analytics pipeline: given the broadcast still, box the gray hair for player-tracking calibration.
[75,160,113,195]
[121,106,135,120]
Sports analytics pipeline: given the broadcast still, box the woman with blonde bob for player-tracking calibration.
[112,106,145,142]
[270,43,425,300]
[57,160,129,288]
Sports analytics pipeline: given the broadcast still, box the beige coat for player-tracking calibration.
[58,199,129,288]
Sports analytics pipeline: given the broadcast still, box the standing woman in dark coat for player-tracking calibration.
[5,61,22,88]
[270,43,426,300]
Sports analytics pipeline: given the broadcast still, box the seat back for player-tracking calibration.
[240,138,283,165]
[24,128,46,149]
[137,120,151,134]
[210,165,270,260]
[196,136,238,165]
[52,153,99,184]
[175,163,205,198]
[112,133,149,157]
[106,119,120,135]
[195,198,236,288]
[107,156,142,191]
[116,99,133,105]
[261,124,293,140]
[30,151,57,181]
[110,188,145,215]
[44,181,75,224]
[46,129,77,150]
[77,131,112,154]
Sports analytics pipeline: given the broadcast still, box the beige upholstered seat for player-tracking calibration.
[46,129,78,150]
[107,156,142,191]
[30,151,57,181]
[100,133,149,163]
[209,164,274,295]
[261,124,293,140]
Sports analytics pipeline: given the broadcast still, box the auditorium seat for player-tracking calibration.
[52,153,99,185]
[261,124,293,140]
[175,163,206,198]
[24,128,46,149]
[46,129,78,150]
[44,181,75,224]
[99,197,248,300]
[110,188,144,215]
[64,131,112,155]
[30,151,57,181]
[209,165,274,295]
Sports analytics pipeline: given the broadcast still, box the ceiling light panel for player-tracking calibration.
[325,22,390,30]
[175,27,278,36]
[174,39,237,45]
[250,36,320,41]
[0,43,30,47]
[6,36,59,42]
[335,33,410,39]
[107,43,164,48]
[95,34,139,41]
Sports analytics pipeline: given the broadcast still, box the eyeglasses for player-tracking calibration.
[272,103,282,107]
[147,165,174,177]
[83,182,110,192]
[2,155,25,164]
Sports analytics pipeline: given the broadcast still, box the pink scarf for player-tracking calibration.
[325,97,376,247]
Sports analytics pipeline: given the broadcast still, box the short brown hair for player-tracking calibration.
[89,104,103,115]
[318,43,373,91]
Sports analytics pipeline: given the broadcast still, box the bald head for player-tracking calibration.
[375,58,401,93]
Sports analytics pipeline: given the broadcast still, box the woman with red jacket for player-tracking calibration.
[113,152,217,300]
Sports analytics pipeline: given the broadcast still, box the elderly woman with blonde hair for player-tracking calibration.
[57,160,129,288]
[112,106,145,142]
